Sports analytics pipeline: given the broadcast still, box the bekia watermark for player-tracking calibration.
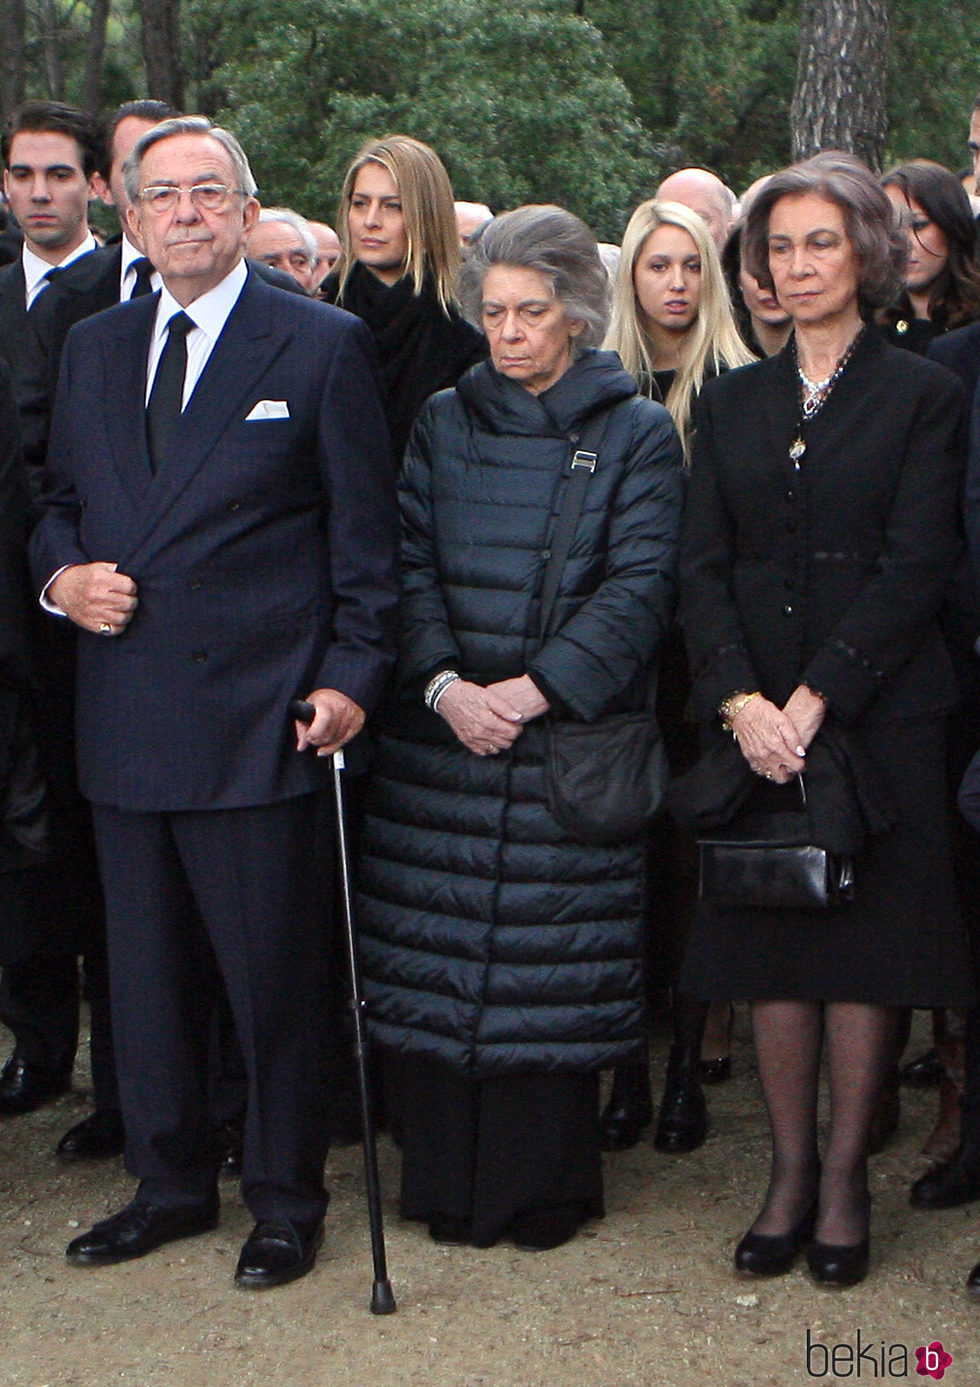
[805,1329,953,1379]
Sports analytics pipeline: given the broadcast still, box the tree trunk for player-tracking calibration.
[40,0,65,101]
[140,0,184,108]
[0,0,26,117]
[791,0,889,172]
[82,0,112,115]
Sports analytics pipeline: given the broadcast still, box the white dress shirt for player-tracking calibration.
[119,235,161,302]
[23,233,97,309]
[145,258,248,408]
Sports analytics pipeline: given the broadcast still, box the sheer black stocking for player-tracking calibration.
[748,998,899,1244]
[749,1000,823,1236]
[819,1002,899,1244]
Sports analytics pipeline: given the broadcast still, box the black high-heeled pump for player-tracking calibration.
[734,1202,817,1277]
[807,1197,872,1287]
[807,1235,870,1286]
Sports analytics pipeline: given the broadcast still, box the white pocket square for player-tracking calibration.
[245,399,290,421]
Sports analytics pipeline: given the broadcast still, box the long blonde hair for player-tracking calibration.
[335,134,462,313]
[605,199,753,460]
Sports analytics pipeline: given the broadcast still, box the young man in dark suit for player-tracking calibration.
[31,116,399,1289]
[0,102,100,378]
[0,100,104,1129]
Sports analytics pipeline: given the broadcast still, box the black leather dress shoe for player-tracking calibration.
[599,1064,654,1151]
[56,1109,126,1162]
[807,1235,870,1287]
[234,1218,324,1289]
[967,1260,980,1297]
[653,1063,707,1154]
[910,1144,980,1210]
[900,1047,944,1088]
[217,1119,244,1177]
[734,1204,817,1276]
[699,1054,732,1084]
[66,1199,219,1266]
[0,1053,71,1115]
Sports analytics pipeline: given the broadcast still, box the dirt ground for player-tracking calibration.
[1,1008,978,1387]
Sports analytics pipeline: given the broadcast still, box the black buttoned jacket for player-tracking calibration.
[679,327,964,733]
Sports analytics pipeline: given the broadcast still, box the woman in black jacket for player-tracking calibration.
[321,134,486,464]
[357,206,684,1251]
[679,153,973,1287]
[880,160,980,354]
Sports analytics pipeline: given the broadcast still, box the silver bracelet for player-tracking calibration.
[424,669,460,711]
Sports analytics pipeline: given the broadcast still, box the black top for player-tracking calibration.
[322,262,486,465]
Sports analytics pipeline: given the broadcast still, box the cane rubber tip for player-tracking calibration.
[371,1279,397,1315]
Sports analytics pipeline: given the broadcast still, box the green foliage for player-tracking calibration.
[10,0,142,111]
[194,0,653,241]
[886,0,978,173]
[6,0,979,242]
[579,0,799,189]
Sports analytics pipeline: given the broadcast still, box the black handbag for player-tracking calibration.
[697,775,854,911]
[546,708,666,845]
[539,408,666,846]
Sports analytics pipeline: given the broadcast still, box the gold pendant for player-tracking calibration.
[789,437,806,462]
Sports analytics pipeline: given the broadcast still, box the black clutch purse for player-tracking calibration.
[697,775,855,911]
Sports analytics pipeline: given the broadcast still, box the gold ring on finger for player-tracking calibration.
[98,622,112,636]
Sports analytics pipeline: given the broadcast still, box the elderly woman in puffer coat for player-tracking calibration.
[357,205,684,1252]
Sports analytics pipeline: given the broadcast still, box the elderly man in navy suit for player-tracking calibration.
[31,116,399,1289]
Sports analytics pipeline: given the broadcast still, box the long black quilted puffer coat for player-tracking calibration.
[357,350,684,1076]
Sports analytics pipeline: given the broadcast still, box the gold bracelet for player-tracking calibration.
[719,690,760,733]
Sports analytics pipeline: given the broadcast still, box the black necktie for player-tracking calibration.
[131,257,154,299]
[30,265,61,310]
[146,311,193,472]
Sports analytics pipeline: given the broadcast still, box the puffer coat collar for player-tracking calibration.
[456,348,637,438]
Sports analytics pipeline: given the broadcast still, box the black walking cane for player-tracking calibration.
[290,699,396,1315]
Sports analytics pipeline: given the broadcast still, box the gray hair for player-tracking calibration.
[123,115,257,206]
[458,204,609,352]
[257,205,317,264]
[743,151,905,315]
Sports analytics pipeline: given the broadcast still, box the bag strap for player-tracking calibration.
[538,406,615,640]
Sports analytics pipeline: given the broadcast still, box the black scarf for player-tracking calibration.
[322,262,486,464]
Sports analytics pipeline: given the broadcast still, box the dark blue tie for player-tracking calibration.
[131,257,154,299]
[146,311,193,472]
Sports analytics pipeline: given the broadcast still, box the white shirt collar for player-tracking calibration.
[120,233,161,299]
[120,234,144,276]
[22,232,97,302]
[153,257,248,348]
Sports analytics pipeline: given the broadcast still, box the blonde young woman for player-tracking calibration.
[600,200,753,1156]
[321,134,486,463]
[606,200,753,460]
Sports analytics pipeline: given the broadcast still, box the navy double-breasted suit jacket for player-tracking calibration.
[30,268,399,812]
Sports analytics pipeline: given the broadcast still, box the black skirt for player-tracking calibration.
[680,717,975,1009]
[397,1054,603,1247]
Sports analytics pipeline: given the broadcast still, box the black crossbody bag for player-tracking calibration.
[539,409,667,846]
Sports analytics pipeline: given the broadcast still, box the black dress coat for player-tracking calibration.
[321,263,487,464]
[357,351,684,1074]
[0,360,53,953]
[678,327,974,1007]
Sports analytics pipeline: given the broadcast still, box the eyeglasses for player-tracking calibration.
[137,183,246,214]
